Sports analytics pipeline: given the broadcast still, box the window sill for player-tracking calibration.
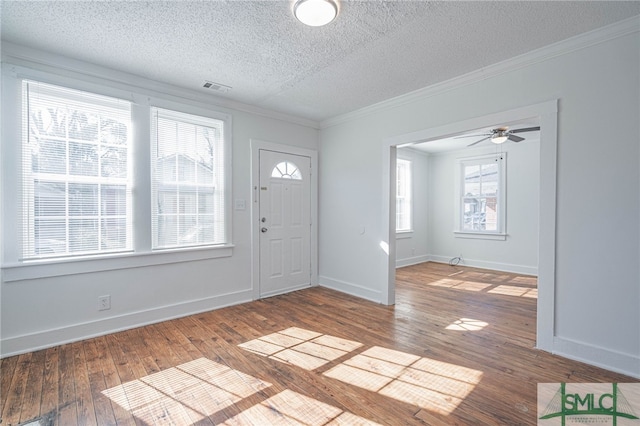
[454,231,507,241]
[1,244,234,283]
[396,230,414,239]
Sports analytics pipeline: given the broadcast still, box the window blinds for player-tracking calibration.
[22,81,132,259]
[151,108,226,249]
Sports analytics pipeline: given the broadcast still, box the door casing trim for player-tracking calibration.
[250,139,319,300]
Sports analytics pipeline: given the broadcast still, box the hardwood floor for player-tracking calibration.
[1,262,637,425]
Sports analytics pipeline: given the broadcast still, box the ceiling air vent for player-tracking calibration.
[202,80,232,93]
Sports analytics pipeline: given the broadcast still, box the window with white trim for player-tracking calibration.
[10,78,232,271]
[151,108,227,249]
[396,158,412,232]
[455,154,506,239]
[21,81,132,259]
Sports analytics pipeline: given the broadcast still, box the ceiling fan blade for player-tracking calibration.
[510,126,540,134]
[467,136,490,147]
[508,134,525,143]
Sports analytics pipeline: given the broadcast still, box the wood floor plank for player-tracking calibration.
[156,320,203,362]
[84,339,117,426]
[56,344,78,426]
[103,334,136,385]
[2,262,638,425]
[94,335,136,426]
[104,333,152,426]
[1,352,32,426]
[0,355,19,419]
[139,324,181,371]
[38,346,60,424]
[72,342,97,426]
[18,349,46,424]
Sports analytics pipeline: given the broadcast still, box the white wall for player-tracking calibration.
[318,24,639,376]
[426,140,539,275]
[0,48,318,356]
[395,148,429,267]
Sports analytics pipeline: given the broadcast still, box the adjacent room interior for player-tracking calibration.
[1,1,639,425]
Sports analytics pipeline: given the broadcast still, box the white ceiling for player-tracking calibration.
[2,1,639,123]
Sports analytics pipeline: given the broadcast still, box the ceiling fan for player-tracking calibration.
[457,126,540,147]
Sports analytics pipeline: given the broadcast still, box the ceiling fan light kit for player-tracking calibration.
[294,0,338,27]
[491,134,508,144]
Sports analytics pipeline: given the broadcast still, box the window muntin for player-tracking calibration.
[22,81,132,259]
[457,154,505,235]
[151,108,226,249]
[271,161,302,180]
[396,158,412,232]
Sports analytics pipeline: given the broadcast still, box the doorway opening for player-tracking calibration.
[381,100,558,351]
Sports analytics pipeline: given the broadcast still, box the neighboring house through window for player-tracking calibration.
[455,154,506,240]
[22,81,132,259]
[11,79,231,268]
[396,158,412,233]
[151,108,227,249]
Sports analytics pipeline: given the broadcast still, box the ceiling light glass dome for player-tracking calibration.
[294,0,338,27]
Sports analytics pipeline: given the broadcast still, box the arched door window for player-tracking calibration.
[271,161,302,180]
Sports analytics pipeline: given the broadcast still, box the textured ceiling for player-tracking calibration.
[2,1,639,123]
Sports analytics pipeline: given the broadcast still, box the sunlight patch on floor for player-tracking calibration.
[428,278,490,291]
[445,318,489,331]
[455,281,492,291]
[428,277,537,298]
[239,327,363,371]
[102,358,271,424]
[509,275,537,285]
[222,389,382,426]
[239,329,484,417]
[323,346,482,416]
[428,278,465,288]
[488,285,537,297]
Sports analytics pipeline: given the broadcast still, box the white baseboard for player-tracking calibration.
[428,255,538,276]
[318,275,381,303]
[1,289,254,358]
[552,336,640,379]
[396,254,430,268]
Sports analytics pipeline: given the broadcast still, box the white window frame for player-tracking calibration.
[150,107,228,250]
[454,153,507,241]
[396,158,413,234]
[1,68,233,282]
[21,81,134,260]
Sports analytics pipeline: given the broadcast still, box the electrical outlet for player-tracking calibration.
[98,295,111,311]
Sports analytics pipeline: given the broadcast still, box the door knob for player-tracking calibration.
[261,227,268,233]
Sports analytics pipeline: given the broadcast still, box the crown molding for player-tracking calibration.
[321,15,640,129]
[1,42,321,130]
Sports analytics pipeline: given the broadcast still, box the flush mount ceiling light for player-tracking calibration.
[294,0,338,27]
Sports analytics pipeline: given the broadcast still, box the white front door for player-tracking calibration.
[259,150,311,298]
